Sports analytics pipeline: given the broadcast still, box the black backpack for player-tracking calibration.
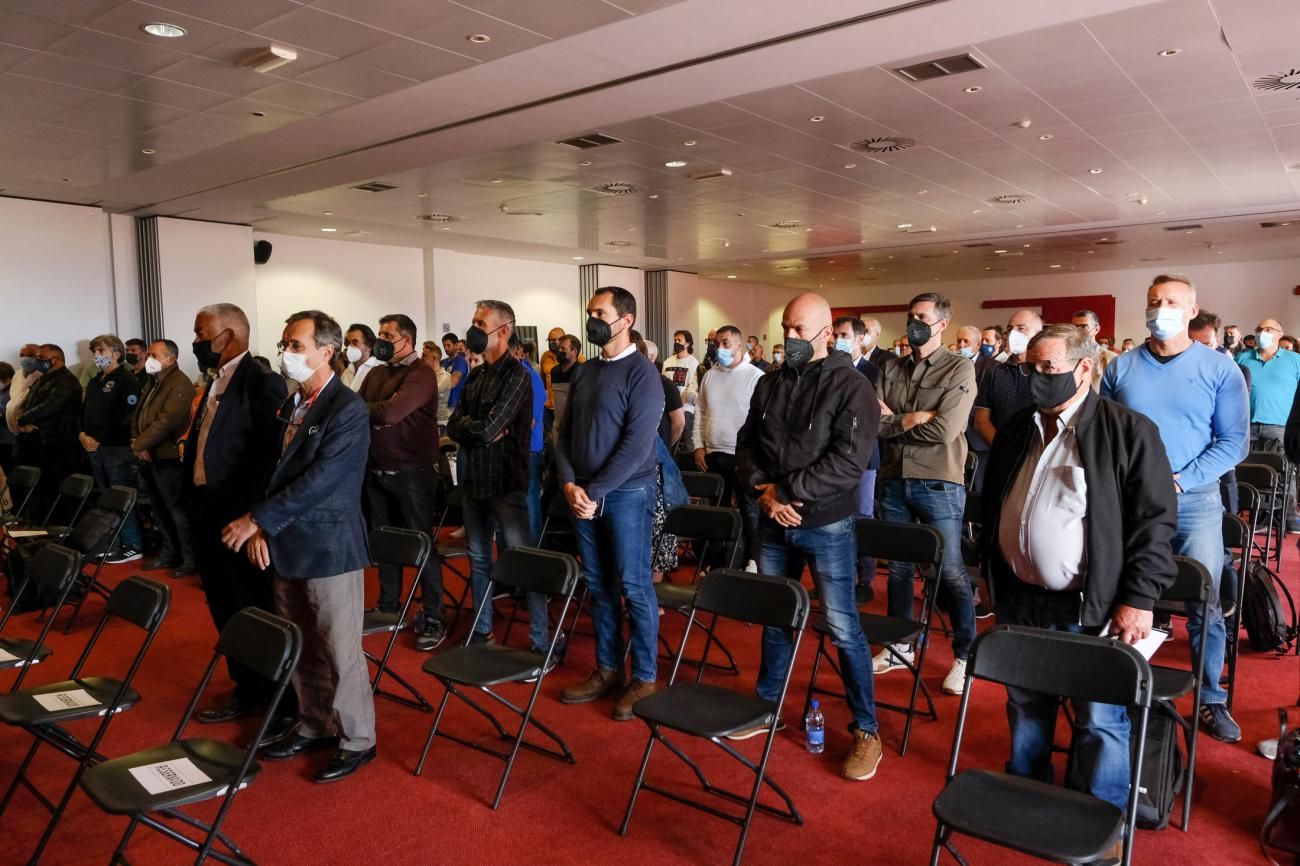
[1261,709,1300,865]
[1242,561,1297,654]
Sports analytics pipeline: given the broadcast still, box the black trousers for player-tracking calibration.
[365,468,444,621]
[704,451,759,566]
[190,487,288,708]
[32,440,80,523]
[141,459,193,564]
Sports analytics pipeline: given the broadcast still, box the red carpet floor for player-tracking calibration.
[1,538,1297,865]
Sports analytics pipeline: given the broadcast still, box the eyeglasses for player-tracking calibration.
[1015,359,1083,377]
[276,341,312,353]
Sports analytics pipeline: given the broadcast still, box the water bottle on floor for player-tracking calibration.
[805,700,825,754]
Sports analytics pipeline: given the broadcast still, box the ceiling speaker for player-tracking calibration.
[253,240,272,265]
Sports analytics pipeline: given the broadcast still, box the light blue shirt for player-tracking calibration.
[1236,348,1300,426]
[1100,341,1249,491]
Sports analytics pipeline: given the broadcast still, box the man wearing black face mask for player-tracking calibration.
[981,324,1176,825]
[16,344,82,519]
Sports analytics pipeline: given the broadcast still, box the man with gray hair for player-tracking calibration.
[81,333,144,562]
[132,339,197,575]
[983,323,1177,833]
[861,317,893,370]
[1070,309,1118,390]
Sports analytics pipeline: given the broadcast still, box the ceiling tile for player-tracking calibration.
[154,55,279,97]
[407,10,548,61]
[86,1,241,53]
[455,0,630,39]
[199,33,337,78]
[245,79,360,114]
[308,0,467,34]
[45,29,191,75]
[113,77,231,112]
[0,0,122,26]
[0,73,103,108]
[345,38,477,81]
[253,7,392,59]
[0,92,80,123]
[294,59,418,99]
[7,52,140,92]
[140,0,301,30]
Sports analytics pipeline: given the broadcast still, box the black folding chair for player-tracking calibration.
[681,471,725,506]
[655,505,743,676]
[620,570,811,866]
[37,474,95,535]
[1222,512,1251,712]
[0,544,82,692]
[801,519,942,756]
[59,486,138,634]
[0,576,170,864]
[432,486,472,631]
[364,527,433,711]
[1148,556,1211,831]
[930,626,1152,866]
[539,495,589,644]
[1237,463,1281,569]
[414,548,579,809]
[1,465,40,524]
[79,608,302,866]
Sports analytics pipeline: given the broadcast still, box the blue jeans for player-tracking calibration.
[756,516,877,734]
[89,446,141,550]
[462,490,549,649]
[526,451,543,543]
[571,481,658,682]
[1175,483,1227,704]
[877,478,976,659]
[998,587,1131,810]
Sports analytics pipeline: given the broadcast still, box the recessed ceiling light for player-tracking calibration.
[683,140,697,146]
[627,226,637,231]
[970,209,982,214]
[323,211,333,215]
[1015,224,1025,228]
[1049,264,1062,268]
[809,115,825,122]
[994,249,1008,254]
[249,111,267,118]
[321,227,337,232]
[1158,48,1180,57]
[985,266,992,270]
[804,227,813,232]
[1155,210,1166,215]
[735,212,745,217]
[916,189,928,195]
[843,163,857,169]
[726,275,736,279]
[896,223,913,229]
[1023,243,1031,247]
[664,160,687,168]
[648,194,659,199]
[964,86,982,93]
[572,256,584,260]
[59,177,71,182]
[140,147,156,155]
[416,193,428,198]
[1087,250,1095,253]
[1088,168,1104,174]
[577,160,591,166]
[1184,229,1194,234]
[490,177,503,183]
[440,226,451,231]
[468,34,491,43]
[1038,134,1054,141]
[141,22,186,38]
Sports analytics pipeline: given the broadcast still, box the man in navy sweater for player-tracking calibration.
[556,286,665,720]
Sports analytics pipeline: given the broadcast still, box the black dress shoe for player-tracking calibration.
[313,746,377,783]
[172,561,197,577]
[143,557,180,571]
[263,734,339,761]
[198,695,265,724]
[256,715,297,749]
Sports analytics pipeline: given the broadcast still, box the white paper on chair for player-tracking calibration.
[128,757,213,796]
[1099,624,1169,661]
[32,688,100,712]
[8,530,47,538]
[0,648,22,664]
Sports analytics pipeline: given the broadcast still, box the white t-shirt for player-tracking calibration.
[662,354,701,413]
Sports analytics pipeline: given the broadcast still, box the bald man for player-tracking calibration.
[735,292,883,781]
[861,318,893,370]
[185,302,291,727]
[1239,318,1300,453]
[973,309,1043,446]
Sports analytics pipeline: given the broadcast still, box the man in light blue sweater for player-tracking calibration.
[1101,273,1249,742]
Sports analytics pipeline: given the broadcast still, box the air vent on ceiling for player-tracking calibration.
[850,136,917,153]
[415,213,460,223]
[1093,239,1126,245]
[920,253,951,259]
[1138,256,1167,262]
[603,239,634,247]
[988,193,1032,205]
[556,132,623,149]
[895,53,986,82]
[775,264,807,273]
[691,168,733,181]
[1260,221,1295,228]
[1162,223,1202,231]
[962,242,993,248]
[767,219,804,230]
[1253,69,1300,91]
[588,182,643,196]
[352,181,397,192]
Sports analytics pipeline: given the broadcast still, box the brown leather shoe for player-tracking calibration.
[841,728,882,781]
[560,668,624,705]
[613,678,657,721]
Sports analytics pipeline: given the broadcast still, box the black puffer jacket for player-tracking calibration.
[736,350,879,528]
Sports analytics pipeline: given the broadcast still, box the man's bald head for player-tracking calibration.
[782,293,833,363]
[546,327,564,341]
[1007,309,1043,334]
[18,344,37,358]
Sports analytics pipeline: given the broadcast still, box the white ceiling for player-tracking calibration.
[2,0,1299,286]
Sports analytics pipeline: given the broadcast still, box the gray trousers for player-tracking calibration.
[274,570,376,751]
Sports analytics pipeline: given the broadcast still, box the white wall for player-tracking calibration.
[0,198,116,370]
[664,271,786,353]
[252,232,424,358]
[428,249,581,343]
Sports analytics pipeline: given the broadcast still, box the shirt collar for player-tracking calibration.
[1034,392,1085,438]
[601,344,638,362]
[218,350,248,379]
[393,351,419,368]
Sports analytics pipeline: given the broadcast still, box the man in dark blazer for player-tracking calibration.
[184,303,288,725]
[16,344,82,520]
[222,310,376,784]
[862,317,893,372]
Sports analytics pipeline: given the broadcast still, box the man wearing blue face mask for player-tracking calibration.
[1101,274,1249,743]
[1237,317,1300,532]
[954,325,981,361]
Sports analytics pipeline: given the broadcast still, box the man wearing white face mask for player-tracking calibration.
[341,324,382,393]
[973,309,1042,446]
[1102,274,1249,743]
[131,340,197,575]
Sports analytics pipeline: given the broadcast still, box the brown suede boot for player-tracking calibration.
[613,679,658,721]
[560,668,624,705]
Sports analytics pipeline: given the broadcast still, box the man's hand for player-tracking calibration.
[246,530,271,570]
[902,410,936,431]
[878,399,893,416]
[221,513,260,552]
[694,448,709,472]
[17,425,35,434]
[1108,604,1153,645]
[756,482,803,527]
[563,482,597,520]
[79,432,100,453]
[133,449,152,463]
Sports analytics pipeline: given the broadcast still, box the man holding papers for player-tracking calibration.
[981,323,1177,822]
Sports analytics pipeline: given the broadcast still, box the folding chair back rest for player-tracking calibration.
[43,473,94,525]
[105,577,171,632]
[969,626,1152,708]
[857,518,944,569]
[490,547,578,598]
[369,526,431,572]
[663,504,741,544]
[216,608,302,683]
[1247,451,1287,474]
[97,485,137,517]
[1237,483,1259,518]
[1223,512,1250,551]
[680,472,725,505]
[1158,556,1211,605]
[64,505,123,558]
[1237,464,1277,493]
[23,543,82,600]
[4,465,40,513]
[693,569,809,631]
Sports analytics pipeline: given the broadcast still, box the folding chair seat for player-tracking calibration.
[620,570,810,866]
[34,474,95,538]
[655,504,743,676]
[414,547,580,810]
[680,471,725,506]
[0,577,169,864]
[1221,512,1251,711]
[929,626,1153,866]
[363,526,434,711]
[0,465,40,525]
[802,518,943,755]
[59,486,138,633]
[0,544,82,688]
[79,608,302,866]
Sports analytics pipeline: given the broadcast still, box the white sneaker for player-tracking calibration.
[872,643,913,675]
[942,658,968,695]
[1258,738,1279,760]
[744,560,758,573]
[450,526,466,539]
